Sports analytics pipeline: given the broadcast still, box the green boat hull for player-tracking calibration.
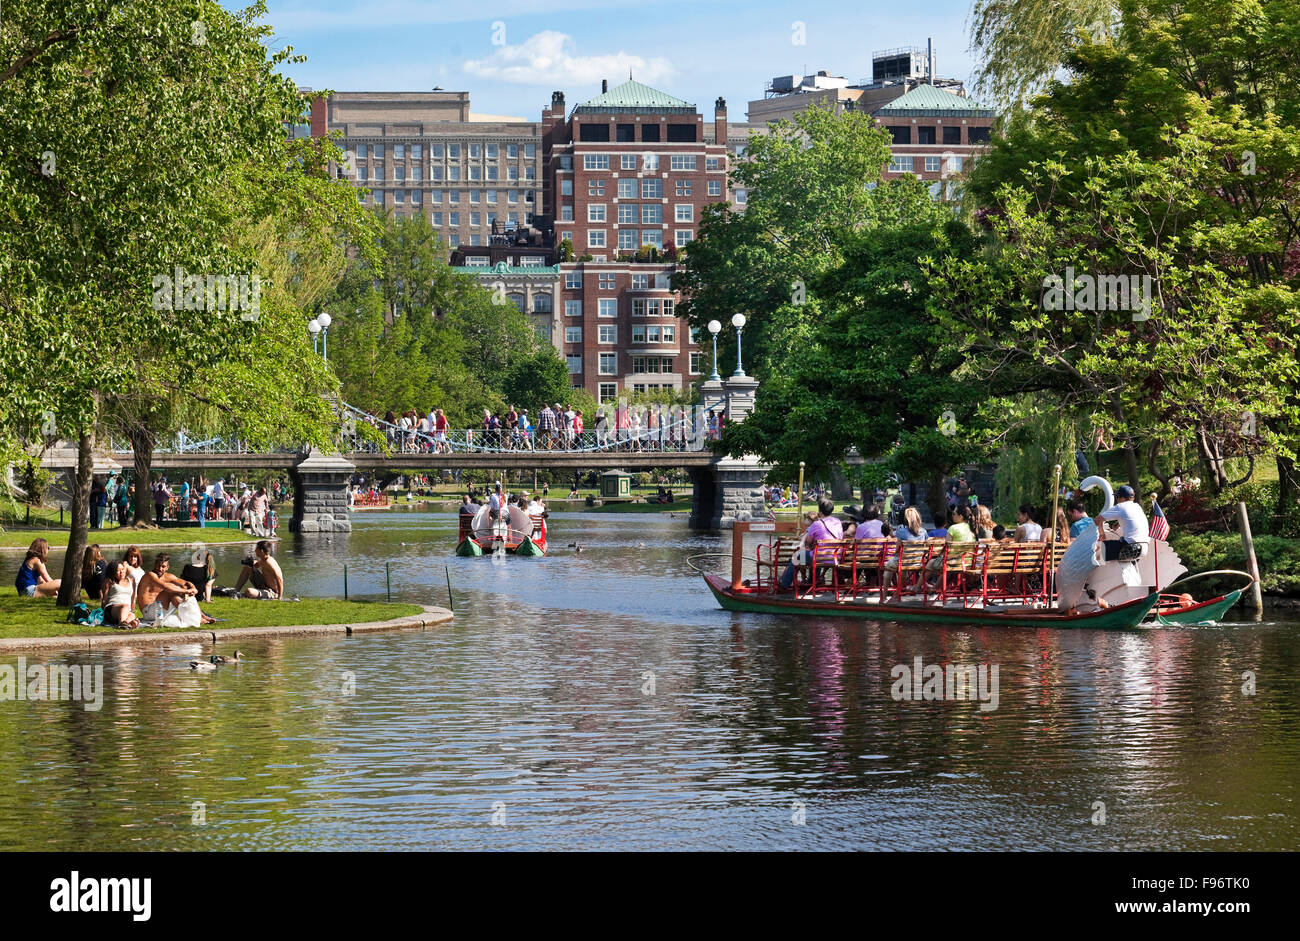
[455,537,483,557]
[513,535,545,556]
[1153,588,1243,624]
[703,574,1159,629]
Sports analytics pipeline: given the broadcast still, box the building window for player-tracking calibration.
[431,211,442,225]
[411,190,422,205]
[675,230,693,245]
[470,189,481,204]
[707,180,722,197]
[560,206,574,221]
[559,154,572,170]
[734,189,747,204]
[357,166,367,181]
[431,167,444,181]
[431,144,443,158]
[918,127,936,145]
[968,127,991,144]
[641,178,662,199]
[448,166,460,181]
[598,353,617,374]
[373,167,385,182]
[675,179,692,196]
[486,166,499,181]
[643,153,659,170]
[925,156,941,173]
[598,382,617,403]
[448,189,460,204]
[560,179,573,196]
[356,144,367,158]
[507,143,518,158]
[508,166,520,181]
[618,204,637,224]
[618,229,638,250]
[888,127,910,145]
[617,178,636,199]
[674,204,693,222]
[632,355,674,373]
[469,166,482,181]
[588,204,606,222]
[620,154,637,169]
[486,190,498,204]
[689,352,702,374]
[374,190,384,206]
[525,190,534,203]
[448,211,459,225]
[662,298,675,317]
[565,299,582,317]
[598,325,617,344]
[525,143,536,158]
[706,156,721,170]
[374,145,385,159]
[447,234,459,248]
[587,230,606,248]
[565,326,582,343]
[394,144,405,159]
[469,212,481,226]
[598,273,616,290]
[430,190,442,205]
[642,204,662,224]
[888,156,914,173]
[412,167,422,181]
[566,355,582,374]
[598,298,618,317]
[395,166,405,181]
[466,255,489,267]
[631,274,649,291]
[670,155,696,171]
[565,271,583,289]
[588,179,605,197]
[448,144,460,158]
[943,126,962,145]
[584,154,610,170]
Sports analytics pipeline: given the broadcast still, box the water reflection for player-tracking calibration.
[1,510,1297,850]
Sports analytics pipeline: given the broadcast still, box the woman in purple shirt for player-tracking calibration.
[779,498,843,590]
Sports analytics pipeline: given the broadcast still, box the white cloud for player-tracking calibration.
[463,30,674,86]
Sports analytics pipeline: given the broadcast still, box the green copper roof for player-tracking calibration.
[575,79,694,112]
[874,84,995,117]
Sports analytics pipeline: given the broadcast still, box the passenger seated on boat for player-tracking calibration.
[881,507,927,591]
[856,505,884,539]
[778,498,842,590]
[926,505,975,578]
[1094,484,1148,561]
[1014,505,1043,542]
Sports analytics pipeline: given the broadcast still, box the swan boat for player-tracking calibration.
[455,503,547,557]
[698,476,1253,628]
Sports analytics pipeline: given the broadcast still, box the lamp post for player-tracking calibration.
[308,317,321,356]
[317,311,332,361]
[731,313,747,377]
[707,319,722,382]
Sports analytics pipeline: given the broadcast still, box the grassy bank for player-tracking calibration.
[0,596,423,639]
[0,526,259,549]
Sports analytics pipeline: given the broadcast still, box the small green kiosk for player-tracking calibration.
[599,469,633,500]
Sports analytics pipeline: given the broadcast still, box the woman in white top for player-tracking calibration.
[121,545,146,588]
[102,561,141,628]
[1014,504,1043,542]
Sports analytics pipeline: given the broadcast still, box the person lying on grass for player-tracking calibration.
[137,552,216,624]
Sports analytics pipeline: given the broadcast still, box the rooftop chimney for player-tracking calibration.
[602,79,608,93]
[927,38,935,84]
[714,97,728,147]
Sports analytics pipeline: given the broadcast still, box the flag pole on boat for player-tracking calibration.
[1048,463,1062,607]
[796,461,806,535]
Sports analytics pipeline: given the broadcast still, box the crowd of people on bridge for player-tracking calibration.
[14,539,287,627]
[351,401,711,454]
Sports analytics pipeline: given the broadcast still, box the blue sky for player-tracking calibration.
[256,0,981,119]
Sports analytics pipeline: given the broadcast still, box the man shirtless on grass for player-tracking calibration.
[233,540,284,599]
[137,553,216,623]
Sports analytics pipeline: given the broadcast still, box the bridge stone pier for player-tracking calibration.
[688,373,769,531]
[289,449,355,533]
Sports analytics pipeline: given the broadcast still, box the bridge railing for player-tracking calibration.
[342,405,718,456]
[99,404,723,458]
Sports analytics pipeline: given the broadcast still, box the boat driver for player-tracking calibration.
[1093,484,1149,560]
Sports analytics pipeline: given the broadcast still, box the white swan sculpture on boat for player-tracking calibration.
[1054,475,1186,611]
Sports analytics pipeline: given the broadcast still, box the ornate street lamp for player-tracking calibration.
[317,311,333,361]
[307,317,321,356]
[707,319,722,381]
[731,313,747,377]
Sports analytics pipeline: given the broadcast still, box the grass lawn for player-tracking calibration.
[0,526,258,550]
[0,596,423,639]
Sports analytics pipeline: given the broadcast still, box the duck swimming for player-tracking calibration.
[189,659,217,672]
[209,650,244,664]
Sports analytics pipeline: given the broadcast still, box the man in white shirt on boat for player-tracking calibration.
[1094,484,1149,560]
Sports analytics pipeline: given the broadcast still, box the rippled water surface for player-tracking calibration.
[2,508,1298,850]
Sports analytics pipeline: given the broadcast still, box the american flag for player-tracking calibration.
[1149,499,1170,541]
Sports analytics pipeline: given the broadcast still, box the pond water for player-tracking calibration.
[1,508,1297,850]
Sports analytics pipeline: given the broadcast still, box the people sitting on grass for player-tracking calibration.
[81,545,107,604]
[233,540,284,599]
[122,545,145,587]
[181,549,217,603]
[14,538,60,598]
[101,562,141,629]
[136,552,204,616]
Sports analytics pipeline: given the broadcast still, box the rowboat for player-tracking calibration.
[1148,570,1256,624]
[455,503,547,557]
